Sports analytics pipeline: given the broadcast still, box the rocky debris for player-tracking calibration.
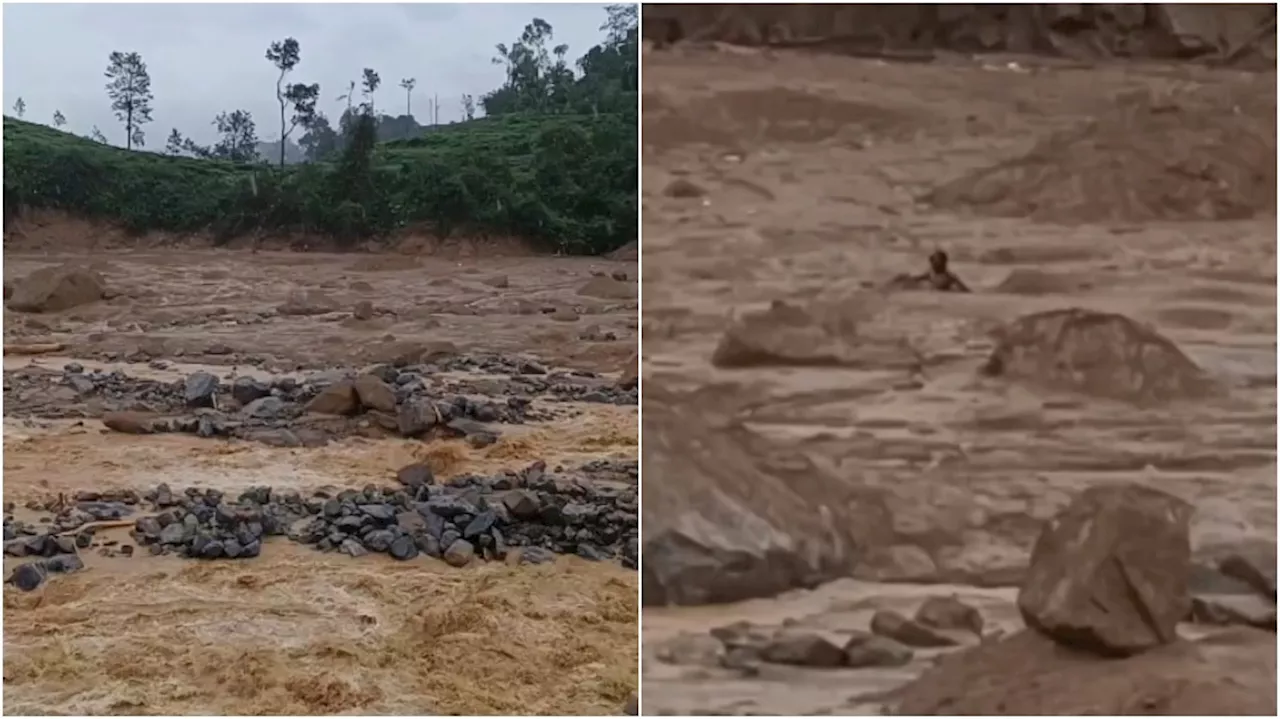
[656,619,917,672]
[760,632,846,667]
[1217,542,1278,601]
[645,3,1277,65]
[1017,483,1193,657]
[870,610,960,648]
[914,595,985,637]
[7,264,106,313]
[20,461,637,567]
[844,633,913,669]
[5,553,85,592]
[1190,594,1277,631]
[4,354,636,437]
[711,299,915,370]
[892,627,1277,716]
[642,391,858,606]
[981,308,1216,404]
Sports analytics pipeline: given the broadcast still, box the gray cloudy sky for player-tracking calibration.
[3,2,612,147]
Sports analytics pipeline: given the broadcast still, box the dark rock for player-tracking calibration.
[915,595,985,636]
[389,534,419,560]
[502,489,541,519]
[444,538,475,567]
[341,538,368,557]
[870,610,960,648]
[184,371,220,408]
[1017,483,1192,657]
[243,396,289,419]
[397,398,439,437]
[364,530,395,552]
[1190,594,1277,630]
[396,462,435,490]
[360,504,396,525]
[231,376,272,406]
[844,633,914,668]
[1218,543,1278,601]
[761,632,846,667]
[463,510,496,539]
[8,562,47,591]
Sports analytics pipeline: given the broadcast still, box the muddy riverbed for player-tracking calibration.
[3,242,639,715]
[640,44,1275,715]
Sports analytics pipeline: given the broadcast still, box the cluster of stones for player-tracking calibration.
[655,483,1279,682]
[5,357,636,446]
[655,596,985,673]
[4,460,638,591]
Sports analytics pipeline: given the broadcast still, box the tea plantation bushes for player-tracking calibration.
[3,111,635,255]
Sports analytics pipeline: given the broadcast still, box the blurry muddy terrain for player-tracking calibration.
[2,235,639,715]
[639,7,1276,715]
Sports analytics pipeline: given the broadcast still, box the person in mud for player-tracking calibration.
[889,250,971,292]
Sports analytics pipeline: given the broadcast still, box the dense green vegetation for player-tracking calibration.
[3,6,636,254]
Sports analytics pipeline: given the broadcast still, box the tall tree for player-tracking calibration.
[52,109,66,127]
[12,97,25,118]
[399,77,416,116]
[165,128,184,155]
[265,37,319,167]
[484,19,576,116]
[461,93,475,121]
[361,68,381,113]
[210,109,260,162]
[298,111,339,161]
[104,51,154,150]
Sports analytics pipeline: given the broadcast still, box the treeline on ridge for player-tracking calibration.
[2,6,637,254]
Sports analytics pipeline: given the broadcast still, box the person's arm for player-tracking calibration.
[948,272,972,293]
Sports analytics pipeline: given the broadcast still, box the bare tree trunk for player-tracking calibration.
[406,90,412,117]
[126,106,133,150]
[277,72,287,168]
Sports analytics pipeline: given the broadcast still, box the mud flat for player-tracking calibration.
[3,245,639,715]
[640,39,1275,716]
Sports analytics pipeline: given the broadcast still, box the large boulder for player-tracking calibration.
[7,264,105,313]
[981,308,1215,404]
[641,387,859,605]
[1017,483,1193,657]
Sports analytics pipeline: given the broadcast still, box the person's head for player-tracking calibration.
[929,250,949,273]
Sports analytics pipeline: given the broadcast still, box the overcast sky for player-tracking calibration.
[3,3,612,147]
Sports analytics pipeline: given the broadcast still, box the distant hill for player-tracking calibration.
[2,111,635,254]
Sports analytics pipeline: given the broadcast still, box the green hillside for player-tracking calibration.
[3,111,635,254]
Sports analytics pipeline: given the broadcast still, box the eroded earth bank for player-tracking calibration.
[640,27,1277,717]
[2,240,639,715]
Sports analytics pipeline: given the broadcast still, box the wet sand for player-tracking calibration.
[640,46,1275,714]
[3,242,639,715]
